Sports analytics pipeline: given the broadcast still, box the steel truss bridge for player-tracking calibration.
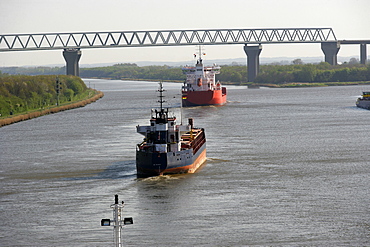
[0,28,368,81]
[0,28,337,51]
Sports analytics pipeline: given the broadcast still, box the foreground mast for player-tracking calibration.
[101,195,133,247]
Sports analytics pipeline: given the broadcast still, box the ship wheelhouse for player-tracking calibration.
[136,82,192,155]
[182,58,221,92]
[361,92,370,100]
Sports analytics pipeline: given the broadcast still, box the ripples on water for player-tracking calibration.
[1,80,369,246]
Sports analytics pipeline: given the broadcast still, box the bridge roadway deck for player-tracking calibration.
[339,40,370,44]
[0,28,338,51]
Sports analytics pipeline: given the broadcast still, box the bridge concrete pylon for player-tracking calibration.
[321,42,340,65]
[63,49,81,76]
[360,43,367,64]
[244,44,262,82]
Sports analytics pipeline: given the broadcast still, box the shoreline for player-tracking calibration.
[83,77,370,88]
[0,90,104,127]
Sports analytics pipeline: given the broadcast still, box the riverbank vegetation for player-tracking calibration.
[0,74,97,118]
[1,61,370,87]
[82,62,370,87]
[254,61,370,86]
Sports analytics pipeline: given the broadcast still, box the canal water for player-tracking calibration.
[1,80,369,246]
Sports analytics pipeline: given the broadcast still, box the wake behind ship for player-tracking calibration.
[182,52,227,107]
[136,82,206,177]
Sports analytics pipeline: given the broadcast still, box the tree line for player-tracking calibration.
[82,62,370,84]
[1,61,370,85]
[0,75,90,117]
[254,62,370,84]
[80,63,185,81]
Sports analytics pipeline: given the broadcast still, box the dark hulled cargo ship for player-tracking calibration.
[136,82,206,176]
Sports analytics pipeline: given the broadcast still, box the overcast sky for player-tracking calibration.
[1,0,369,66]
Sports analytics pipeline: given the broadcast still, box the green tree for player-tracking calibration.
[315,70,333,82]
[332,68,349,82]
[293,64,316,82]
[292,59,303,65]
[64,89,74,101]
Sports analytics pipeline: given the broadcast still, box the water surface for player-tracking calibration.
[1,80,369,246]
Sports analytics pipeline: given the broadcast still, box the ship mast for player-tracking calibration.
[155,82,168,123]
[196,45,205,64]
[198,46,202,62]
[100,195,133,247]
[158,81,166,110]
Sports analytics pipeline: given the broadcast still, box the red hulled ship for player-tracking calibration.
[181,52,227,107]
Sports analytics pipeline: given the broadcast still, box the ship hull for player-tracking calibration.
[136,144,206,177]
[356,100,370,110]
[182,88,227,107]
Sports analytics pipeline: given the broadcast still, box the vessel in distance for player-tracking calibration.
[356,91,370,110]
[136,82,207,176]
[181,49,227,107]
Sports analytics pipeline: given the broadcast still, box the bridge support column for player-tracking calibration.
[63,49,81,76]
[360,43,367,64]
[321,42,340,65]
[244,44,262,82]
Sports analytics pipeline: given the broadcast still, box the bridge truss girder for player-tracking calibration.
[0,28,337,51]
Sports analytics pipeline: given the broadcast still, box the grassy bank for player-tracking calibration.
[0,89,104,127]
[0,74,104,127]
[0,75,94,117]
